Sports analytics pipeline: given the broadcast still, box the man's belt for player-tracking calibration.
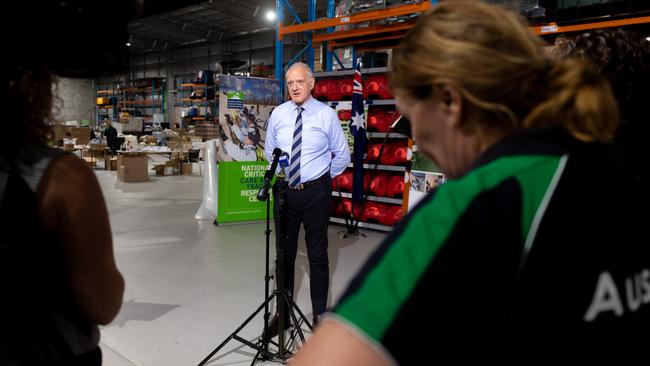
[289,173,329,191]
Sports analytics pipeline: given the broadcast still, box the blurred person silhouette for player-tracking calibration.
[290,2,650,364]
[0,1,140,364]
[553,28,650,182]
[104,119,119,154]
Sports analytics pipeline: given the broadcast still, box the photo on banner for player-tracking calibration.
[216,75,282,162]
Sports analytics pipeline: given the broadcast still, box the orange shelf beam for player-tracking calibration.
[331,34,407,49]
[313,22,415,44]
[278,2,430,39]
[533,15,650,35]
[357,44,400,52]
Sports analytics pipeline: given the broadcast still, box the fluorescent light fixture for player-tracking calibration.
[266,10,275,21]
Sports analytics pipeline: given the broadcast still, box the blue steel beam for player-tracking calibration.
[332,51,345,69]
[325,0,335,71]
[307,0,315,70]
[284,0,303,24]
[275,0,284,81]
[287,44,311,70]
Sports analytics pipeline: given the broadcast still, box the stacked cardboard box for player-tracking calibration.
[105,155,118,170]
[181,162,193,176]
[152,159,181,176]
[52,125,93,146]
[116,153,149,182]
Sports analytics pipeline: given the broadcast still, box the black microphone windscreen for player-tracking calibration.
[264,148,283,181]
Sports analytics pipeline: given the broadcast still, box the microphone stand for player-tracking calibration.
[197,175,277,366]
[197,172,312,366]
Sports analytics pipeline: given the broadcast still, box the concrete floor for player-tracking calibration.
[95,167,385,366]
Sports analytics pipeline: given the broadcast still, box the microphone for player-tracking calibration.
[278,152,290,176]
[258,148,282,201]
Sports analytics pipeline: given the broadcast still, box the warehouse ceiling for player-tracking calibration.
[128,0,329,54]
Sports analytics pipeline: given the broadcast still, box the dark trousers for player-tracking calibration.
[274,174,332,315]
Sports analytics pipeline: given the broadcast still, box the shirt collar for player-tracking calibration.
[471,127,577,170]
[291,95,313,113]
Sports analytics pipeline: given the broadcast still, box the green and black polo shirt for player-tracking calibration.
[332,127,650,361]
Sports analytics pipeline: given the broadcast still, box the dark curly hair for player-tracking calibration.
[554,28,650,180]
[555,28,650,131]
[1,61,54,163]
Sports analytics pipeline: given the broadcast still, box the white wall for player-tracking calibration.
[52,77,95,124]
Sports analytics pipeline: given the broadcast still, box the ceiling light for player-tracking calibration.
[646,36,650,42]
[266,10,275,21]
[126,42,131,47]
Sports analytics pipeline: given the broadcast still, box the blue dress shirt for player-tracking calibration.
[265,96,350,182]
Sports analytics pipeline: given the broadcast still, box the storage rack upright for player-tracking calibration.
[177,75,219,141]
[95,80,120,125]
[117,77,166,135]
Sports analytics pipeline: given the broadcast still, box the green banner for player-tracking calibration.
[217,161,273,223]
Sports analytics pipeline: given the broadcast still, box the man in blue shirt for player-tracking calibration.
[265,62,350,330]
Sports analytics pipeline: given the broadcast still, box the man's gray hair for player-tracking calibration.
[286,62,314,80]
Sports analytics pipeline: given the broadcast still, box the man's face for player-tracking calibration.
[286,66,314,105]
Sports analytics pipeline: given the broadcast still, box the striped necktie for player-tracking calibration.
[289,106,303,188]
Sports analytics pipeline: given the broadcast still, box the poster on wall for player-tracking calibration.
[217,161,274,223]
[406,170,445,212]
[217,75,282,162]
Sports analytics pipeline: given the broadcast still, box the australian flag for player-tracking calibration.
[349,58,367,203]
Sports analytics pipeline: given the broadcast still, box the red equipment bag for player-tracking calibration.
[387,205,403,226]
[367,109,394,132]
[332,170,353,192]
[380,142,409,165]
[365,143,383,163]
[339,78,354,100]
[364,75,392,100]
[337,109,351,122]
[386,174,405,198]
[339,198,362,218]
[368,172,389,197]
[314,79,342,101]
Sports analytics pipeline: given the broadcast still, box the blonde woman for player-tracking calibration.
[290,1,649,364]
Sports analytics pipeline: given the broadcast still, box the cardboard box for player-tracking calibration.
[82,156,96,167]
[153,164,165,176]
[181,162,193,176]
[69,127,91,145]
[171,151,187,161]
[116,154,149,182]
[164,160,180,176]
[89,143,107,151]
[105,156,117,170]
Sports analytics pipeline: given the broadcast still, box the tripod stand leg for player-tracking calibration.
[280,291,311,343]
[197,293,277,366]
